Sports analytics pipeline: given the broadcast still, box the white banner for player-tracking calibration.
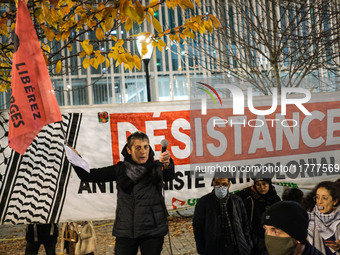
[0,92,339,223]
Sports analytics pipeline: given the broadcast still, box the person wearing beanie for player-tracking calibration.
[263,201,323,255]
[236,178,281,255]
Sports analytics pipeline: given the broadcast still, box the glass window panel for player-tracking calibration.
[72,78,88,105]
[158,75,171,101]
[53,80,65,106]
[174,74,188,100]
[114,77,123,104]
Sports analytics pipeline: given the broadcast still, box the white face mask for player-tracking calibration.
[215,186,228,199]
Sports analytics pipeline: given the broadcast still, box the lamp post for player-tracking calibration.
[136,35,153,102]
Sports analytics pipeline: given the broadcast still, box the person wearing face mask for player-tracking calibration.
[192,177,253,255]
[236,178,281,255]
[305,181,340,254]
[263,201,323,255]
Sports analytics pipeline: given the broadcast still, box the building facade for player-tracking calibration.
[0,0,339,109]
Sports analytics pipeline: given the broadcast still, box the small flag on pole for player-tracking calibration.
[8,0,62,155]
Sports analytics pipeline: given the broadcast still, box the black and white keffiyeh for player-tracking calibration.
[308,205,340,240]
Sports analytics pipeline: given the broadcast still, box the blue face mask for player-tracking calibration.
[215,186,228,199]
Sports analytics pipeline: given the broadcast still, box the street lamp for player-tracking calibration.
[136,35,153,102]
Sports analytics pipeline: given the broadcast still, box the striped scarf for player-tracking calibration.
[217,193,237,246]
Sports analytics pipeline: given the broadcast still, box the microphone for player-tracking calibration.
[160,139,169,153]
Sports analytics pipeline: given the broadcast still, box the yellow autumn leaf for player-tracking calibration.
[61,6,71,15]
[56,60,62,74]
[91,58,99,69]
[205,19,213,33]
[44,27,55,41]
[97,2,105,11]
[111,9,118,20]
[61,30,71,41]
[158,39,166,47]
[115,39,124,47]
[152,16,162,33]
[187,31,195,39]
[198,22,206,33]
[83,57,90,68]
[87,16,96,29]
[55,33,62,41]
[169,33,180,42]
[42,3,49,19]
[11,23,15,31]
[148,8,154,17]
[180,0,194,9]
[42,43,51,53]
[119,0,129,16]
[104,17,114,32]
[95,27,104,40]
[108,50,118,60]
[148,0,159,11]
[141,43,148,56]
[81,40,93,55]
[94,50,101,57]
[195,0,200,7]
[124,18,133,32]
[126,6,139,22]
[146,15,151,23]
[165,0,172,9]
[135,1,145,20]
[95,12,103,22]
[43,52,48,65]
[97,54,105,64]
[209,14,220,28]
[67,44,72,52]
[111,36,118,41]
[79,51,86,58]
[75,5,85,16]
[106,58,110,68]
[133,55,141,70]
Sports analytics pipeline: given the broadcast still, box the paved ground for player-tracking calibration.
[0,216,197,255]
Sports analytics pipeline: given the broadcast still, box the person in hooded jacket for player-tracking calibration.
[69,131,174,255]
[236,178,281,255]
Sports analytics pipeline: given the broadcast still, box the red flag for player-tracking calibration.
[9,0,62,155]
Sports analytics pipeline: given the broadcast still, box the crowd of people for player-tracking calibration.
[23,131,339,255]
[193,177,340,255]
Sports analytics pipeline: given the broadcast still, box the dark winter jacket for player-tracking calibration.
[236,185,281,255]
[193,191,253,255]
[302,241,324,255]
[72,145,175,239]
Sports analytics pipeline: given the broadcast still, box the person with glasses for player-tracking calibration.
[236,178,281,255]
[192,177,253,255]
[304,181,340,254]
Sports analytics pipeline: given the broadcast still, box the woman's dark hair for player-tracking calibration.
[127,131,149,149]
[282,188,304,204]
[301,181,340,212]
